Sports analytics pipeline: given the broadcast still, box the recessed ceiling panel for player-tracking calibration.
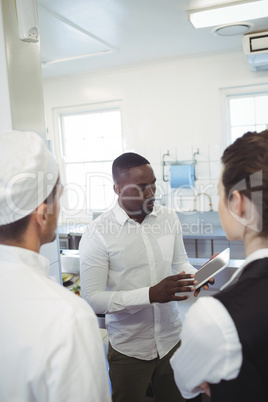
[37,0,268,77]
[38,6,111,63]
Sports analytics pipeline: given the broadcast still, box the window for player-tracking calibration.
[55,103,123,220]
[226,90,268,144]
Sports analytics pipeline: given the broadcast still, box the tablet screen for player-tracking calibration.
[195,248,230,289]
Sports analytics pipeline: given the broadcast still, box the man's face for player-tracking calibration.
[116,164,156,217]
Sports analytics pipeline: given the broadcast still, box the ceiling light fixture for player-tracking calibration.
[189,0,268,29]
[212,22,254,36]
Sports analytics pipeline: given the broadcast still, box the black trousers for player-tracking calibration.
[108,341,184,402]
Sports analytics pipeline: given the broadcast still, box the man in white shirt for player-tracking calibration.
[80,152,200,402]
[0,130,111,402]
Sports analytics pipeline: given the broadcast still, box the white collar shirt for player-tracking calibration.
[220,247,268,289]
[80,202,196,360]
[170,248,268,399]
[0,244,111,402]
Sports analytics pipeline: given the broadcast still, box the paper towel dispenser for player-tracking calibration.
[162,149,199,188]
[169,164,195,188]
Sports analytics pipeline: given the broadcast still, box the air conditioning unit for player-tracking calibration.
[243,31,268,72]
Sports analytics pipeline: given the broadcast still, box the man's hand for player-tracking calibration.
[193,277,215,297]
[149,272,197,303]
[199,382,211,396]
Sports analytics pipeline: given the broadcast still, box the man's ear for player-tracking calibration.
[113,184,120,195]
[35,203,48,228]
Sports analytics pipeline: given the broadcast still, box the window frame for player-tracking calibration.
[220,83,268,149]
[52,99,123,222]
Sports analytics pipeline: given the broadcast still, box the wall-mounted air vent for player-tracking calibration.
[243,32,268,71]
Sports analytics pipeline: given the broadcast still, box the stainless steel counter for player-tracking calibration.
[183,226,226,239]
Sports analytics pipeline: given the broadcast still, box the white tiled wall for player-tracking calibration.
[144,144,222,212]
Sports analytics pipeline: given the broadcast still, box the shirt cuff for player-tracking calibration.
[122,287,150,313]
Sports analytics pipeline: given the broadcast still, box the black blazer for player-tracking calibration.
[211,258,268,402]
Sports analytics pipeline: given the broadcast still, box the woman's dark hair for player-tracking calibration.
[221,130,268,237]
[0,178,59,243]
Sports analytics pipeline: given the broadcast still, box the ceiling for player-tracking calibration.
[37,0,268,78]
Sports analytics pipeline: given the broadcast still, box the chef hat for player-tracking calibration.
[0,130,59,225]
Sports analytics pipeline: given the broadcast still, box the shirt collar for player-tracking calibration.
[241,248,268,269]
[112,200,159,225]
[220,248,268,290]
[0,244,50,277]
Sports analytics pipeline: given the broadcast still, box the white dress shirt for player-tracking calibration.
[170,248,268,400]
[0,244,111,402]
[79,202,196,360]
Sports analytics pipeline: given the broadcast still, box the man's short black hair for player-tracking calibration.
[112,152,150,183]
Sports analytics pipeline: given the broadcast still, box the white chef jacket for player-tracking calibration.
[0,244,111,402]
[170,248,268,400]
[79,202,196,360]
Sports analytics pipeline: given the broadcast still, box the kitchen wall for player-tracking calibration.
[43,50,268,214]
[0,0,62,282]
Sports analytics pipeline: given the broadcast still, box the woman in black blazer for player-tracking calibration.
[170,129,268,402]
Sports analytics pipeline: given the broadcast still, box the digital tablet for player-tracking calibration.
[195,248,230,290]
